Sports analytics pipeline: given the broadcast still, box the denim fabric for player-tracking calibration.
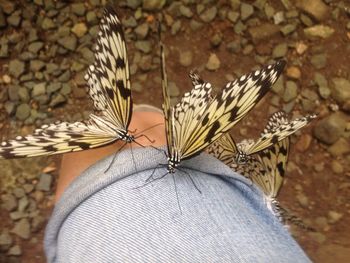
[44,147,310,262]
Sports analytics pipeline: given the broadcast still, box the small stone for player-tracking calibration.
[295,42,308,55]
[311,54,327,69]
[4,102,15,115]
[71,3,86,16]
[283,81,298,102]
[36,173,52,191]
[31,215,45,232]
[272,75,284,96]
[300,14,314,27]
[272,43,288,58]
[234,21,246,34]
[171,20,181,35]
[313,113,347,145]
[71,22,87,38]
[327,138,350,156]
[142,0,166,11]
[18,196,29,212]
[210,33,222,48]
[41,17,55,30]
[200,6,217,23]
[8,244,22,256]
[227,11,239,23]
[248,23,279,43]
[11,218,31,239]
[8,59,25,78]
[296,193,309,208]
[47,82,61,94]
[30,60,45,71]
[86,11,97,25]
[135,40,151,54]
[50,93,66,107]
[27,41,44,53]
[179,50,193,67]
[315,216,328,229]
[280,23,297,36]
[286,66,301,79]
[168,82,179,97]
[13,187,25,198]
[315,72,330,99]
[296,0,329,21]
[327,210,343,224]
[7,12,21,27]
[295,134,312,152]
[206,53,220,71]
[226,40,241,53]
[240,3,254,21]
[32,83,46,97]
[179,5,193,18]
[331,160,344,174]
[134,23,149,39]
[309,232,326,244]
[125,0,141,9]
[330,78,350,105]
[0,231,13,250]
[1,194,17,211]
[190,20,203,31]
[15,103,31,120]
[304,25,334,39]
[132,82,142,92]
[122,16,137,28]
[57,35,77,51]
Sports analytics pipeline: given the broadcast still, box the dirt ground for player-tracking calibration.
[1,1,350,262]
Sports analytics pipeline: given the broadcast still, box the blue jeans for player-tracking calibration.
[44,147,310,262]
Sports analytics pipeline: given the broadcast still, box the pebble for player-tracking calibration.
[295,134,312,152]
[179,50,193,67]
[296,193,309,208]
[171,20,181,35]
[31,215,45,233]
[1,194,17,211]
[36,173,52,191]
[7,12,21,27]
[234,21,246,34]
[314,72,330,99]
[315,216,329,229]
[313,113,347,145]
[296,0,329,21]
[134,23,149,39]
[240,3,254,21]
[272,43,288,58]
[71,3,86,16]
[71,22,87,37]
[8,245,22,256]
[327,210,343,224]
[30,59,45,71]
[280,23,297,35]
[248,23,279,43]
[311,54,327,69]
[283,81,298,102]
[8,59,25,78]
[331,160,344,174]
[286,66,301,79]
[226,40,241,53]
[143,0,166,10]
[11,218,31,239]
[50,93,66,107]
[32,82,46,97]
[272,76,284,96]
[206,53,220,71]
[227,11,239,23]
[273,11,284,25]
[330,78,350,105]
[190,20,203,31]
[210,33,222,48]
[0,231,13,250]
[125,0,141,9]
[168,82,179,97]
[179,5,193,18]
[57,35,77,51]
[122,16,137,28]
[327,138,350,156]
[41,17,55,30]
[18,196,29,212]
[309,232,326,244]
[27,41,44,54]
[199,6,217,23]
[135,40,151,54]
[304,25,334,39]
[15,103,31,120]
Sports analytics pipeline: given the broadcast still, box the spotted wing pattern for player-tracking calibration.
[0,7,132,159]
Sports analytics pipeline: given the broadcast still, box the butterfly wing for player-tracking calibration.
[179,60,286,160]
[85,6,132,130]
[189,70,205,86]
[245,111,316,155]
[207,133,238,165]
[0,115,118,159]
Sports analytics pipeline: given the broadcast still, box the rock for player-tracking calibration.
[142,0,166,11]
[47,82,61,94]
[7,12,21,27]
[168,82,179,97]
[171,20,181,35]
[71,3,86,16]
[200,6,217,23]
[280,23,297,36]
[18,196,29,212]
[327,210,343,224]
[296,0,329,21]
[313,113,347,144]
[41,17,55,30]
[30,60,45,71]
[283,81,298,102]
[50,93,66,107]
[36,173,52,191]
[134,23,149,39]
[295,42,308,55]
[226,40,241,53]
[210,33,222,48]
[57,35,77,51]
[31,215,45,232]
[71,22,87,37]
[11,218,31,239]
[309,232,326,244]
[234,21,246,34]
[179,50,193,67]
[272,75,284,96]
[331,160,344,174]
[330,78,350,105]
[125,0,141,9]
[1,194,17,211]
[327,138,350,156]
[304,25,334,39]
[4,102,15,115]
[286,66,301,79]
[27,41,44,54]
[135,40,151,54]
[240,3,254,20]
[248,23,279,43]
[179,5,193,18]
[86,11,97,25]
[206,53,220,71]
[314,72,330,99]
[273,11,284,25]
[311,54,327,69]
[122,16,137,28]
[13,188,25,199]
[32,83,46,97]
[295,134,312,152]
[8,59,25,78]
[272,43,288,58]
[8,85,19,101]
[227,11,239,23]
[315,216,328,229]
[313,162,324,172]
[300,14,314,27]
[8,245,22,256]
[190,20,203,31]
[0,231,13,250]
[132,82,142,92]
[296,193,309,208]
[15,103,31,120]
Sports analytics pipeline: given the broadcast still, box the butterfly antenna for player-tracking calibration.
[129,142,138,173]
[172,174,182,215]
[105,141,128,173]
[134,134,155,144]
[178,168,202,194]
[134,122,164,137]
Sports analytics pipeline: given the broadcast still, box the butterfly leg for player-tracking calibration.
[178,168,202,194]
[104,141,128,173]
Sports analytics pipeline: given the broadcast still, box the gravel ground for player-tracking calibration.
[0,0,349,262]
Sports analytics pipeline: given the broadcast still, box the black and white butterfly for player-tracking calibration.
[160,41,286,173]
[0,7,141,160]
